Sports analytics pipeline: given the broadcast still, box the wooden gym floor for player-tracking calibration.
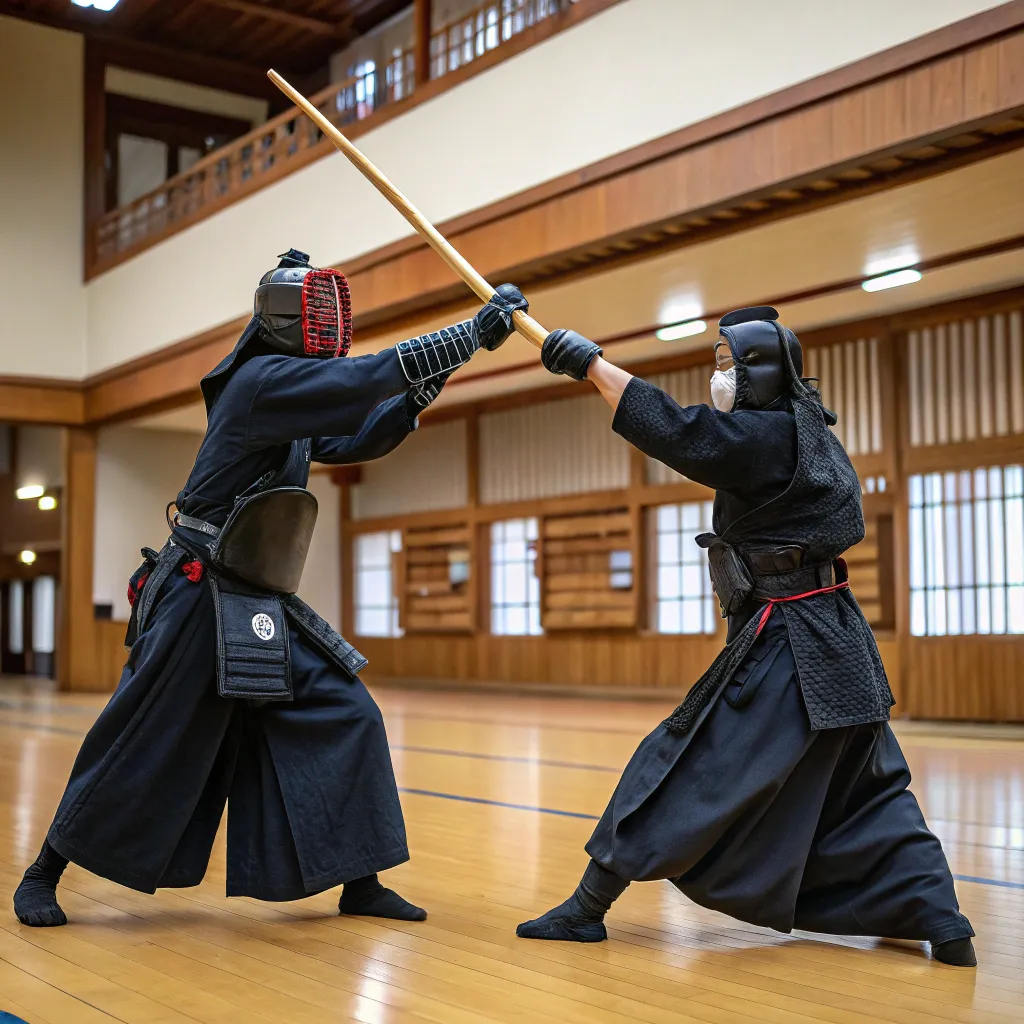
[0,680,1022,1023]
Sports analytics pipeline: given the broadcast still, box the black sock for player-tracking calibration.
[517,860,629,941]
[14,840,68,927]
[932,937,977,967]
[338,874,427,921]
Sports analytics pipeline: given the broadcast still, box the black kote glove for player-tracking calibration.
[474,283,529,351]
[541,330,603,381]
[407,371,451,414]
[395,284,528,384]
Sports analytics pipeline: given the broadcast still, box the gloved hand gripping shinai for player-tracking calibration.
[396,284,527,384]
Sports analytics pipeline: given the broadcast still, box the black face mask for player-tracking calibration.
[717,306,805,411]
[253,249,353,359]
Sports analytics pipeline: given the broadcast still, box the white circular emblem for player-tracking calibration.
[251,613,275,641]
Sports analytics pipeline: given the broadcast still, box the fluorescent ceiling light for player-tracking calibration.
[862,268,922,293]
[656,319,707,342]
[19,550,37,566]
[38,496,58,511]
[659,298,703,324]
[71,0,121,10]
[863,247,919,277]
[16,485,45,500]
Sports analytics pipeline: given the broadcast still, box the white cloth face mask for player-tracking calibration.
[710,367,737,412]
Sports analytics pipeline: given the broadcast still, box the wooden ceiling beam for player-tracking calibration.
[203,0,349,38]
[92,35,285,99]
[0,2,286,99]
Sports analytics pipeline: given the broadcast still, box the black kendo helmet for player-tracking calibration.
[717,305,805,410]
[253,248,353,358]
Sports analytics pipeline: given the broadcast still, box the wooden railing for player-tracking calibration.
[90,0,570,275]
[93,53,413,268]
[430,0,565,78]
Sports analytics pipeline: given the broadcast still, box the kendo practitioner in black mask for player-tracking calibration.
[14,249,528,928]
[515,310,977,967]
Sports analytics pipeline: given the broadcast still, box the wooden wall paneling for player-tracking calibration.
[629,445,647,631]
[541,507,635,630]
[59,428,97,691]
[339,484,355,639]
[402,522,473,632]
[906,637,1024,721]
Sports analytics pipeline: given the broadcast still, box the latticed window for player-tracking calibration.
[652,502,717,634]
[491,518,542,635]
[355,530,402,637]
[909,466,1024,636]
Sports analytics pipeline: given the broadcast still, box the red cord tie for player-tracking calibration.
[755,580,850,637]
[127,573,149,607]
[182,560,205,583]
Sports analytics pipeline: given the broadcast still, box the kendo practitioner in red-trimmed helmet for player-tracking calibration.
[14,249,528,927]
[516,309,976,967]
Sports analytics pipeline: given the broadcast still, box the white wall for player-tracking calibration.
[0,15,86,379]
[83,0,1007,377]
[15,426,64,494]
[93,426,343,625]
[94,426,201,619]
[298,473,342,629]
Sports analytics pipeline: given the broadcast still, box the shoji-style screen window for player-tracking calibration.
[652,502,717,634]
[491,518,542,636]
[354,530,403,637]
[909,466,1024,636]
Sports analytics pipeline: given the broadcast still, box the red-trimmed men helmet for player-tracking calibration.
[253,249,353,358]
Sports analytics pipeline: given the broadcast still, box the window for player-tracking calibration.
[355,530,402,637]
[909,466,1024,636]
[652,502,717,634]
[352,60,377,118]
[491,518,542,635]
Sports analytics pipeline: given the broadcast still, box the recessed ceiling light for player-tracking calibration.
[862,268,922,293]
[19,550,37,566]
[656,319,707,342]
[71,0,121,10]
[16,485,45,500]
[38,496,58,511]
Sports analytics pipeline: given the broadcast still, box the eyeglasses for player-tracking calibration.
[714,341,734,372]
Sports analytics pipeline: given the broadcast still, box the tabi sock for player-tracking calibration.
[932,937,977,967]
[516,859,629,942]
[338,874,427,921]
[13,840,68,927]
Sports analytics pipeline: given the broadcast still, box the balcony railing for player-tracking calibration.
[91,0,569,276]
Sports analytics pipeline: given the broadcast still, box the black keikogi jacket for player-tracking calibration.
[613,376,894,733]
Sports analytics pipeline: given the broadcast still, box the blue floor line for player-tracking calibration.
[399,787,601,820]
[953,874,1024,891]
[392,744,620,772]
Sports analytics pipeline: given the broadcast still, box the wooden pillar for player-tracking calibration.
[414,0,433,88]
[83,41,107,278]
[627,446,647,632]
[59,428,97,692]
[330,467,361,640]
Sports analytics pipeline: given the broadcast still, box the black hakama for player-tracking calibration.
[586,621,973,945]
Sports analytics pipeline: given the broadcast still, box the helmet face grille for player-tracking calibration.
[302,269,353,357]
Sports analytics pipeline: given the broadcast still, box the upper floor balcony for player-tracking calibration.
[89,0,572,276]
